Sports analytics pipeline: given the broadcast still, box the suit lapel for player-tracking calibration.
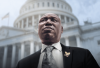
[61,43,73,68]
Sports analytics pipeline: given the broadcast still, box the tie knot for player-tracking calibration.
[46,46,54,52]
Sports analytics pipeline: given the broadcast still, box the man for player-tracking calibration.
[16,13,99,68]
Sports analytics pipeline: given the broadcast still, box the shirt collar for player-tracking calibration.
[41,41,62,53]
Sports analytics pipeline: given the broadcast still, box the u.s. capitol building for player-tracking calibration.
[0,0,100,68]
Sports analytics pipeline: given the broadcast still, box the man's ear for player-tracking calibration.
[61,26,63,33]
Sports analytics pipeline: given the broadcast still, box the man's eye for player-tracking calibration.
[40,19,46,22]
[51,18,57,22]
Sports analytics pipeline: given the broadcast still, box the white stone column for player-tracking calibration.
[76,36,81,47]
[32,15,34,26]
[30,41,34,54]
[3,46,8,68]
[21,42,24,59]
[26,17,29,28]
[36,45,39,51]
[18,23,19,28]
[65,37,70,46]
[22,20,24,29]
[11,44,16,67]
[64,16,67,24]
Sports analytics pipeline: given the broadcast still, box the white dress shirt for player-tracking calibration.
[38,41,64,68]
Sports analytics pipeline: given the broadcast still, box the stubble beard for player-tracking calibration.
[41,33,56,45]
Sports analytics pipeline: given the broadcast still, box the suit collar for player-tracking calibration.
[41,41,61,53]
[61,43,73,68]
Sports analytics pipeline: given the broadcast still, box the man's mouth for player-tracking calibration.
[42,27,54,33]
[42,27,54,31]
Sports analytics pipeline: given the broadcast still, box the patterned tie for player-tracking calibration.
[42,46,57,68]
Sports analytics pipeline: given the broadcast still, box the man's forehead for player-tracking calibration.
[42,13,59,18]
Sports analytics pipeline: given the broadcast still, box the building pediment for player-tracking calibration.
[0,26,30,40]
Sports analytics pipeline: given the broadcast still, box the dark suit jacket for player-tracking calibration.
[16,43,99,68]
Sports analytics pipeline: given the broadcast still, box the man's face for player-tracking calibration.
[38,13,63,44]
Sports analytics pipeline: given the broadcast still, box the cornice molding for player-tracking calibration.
[0,31,38,41]
[81,26,100,33]
[0,26,30,32]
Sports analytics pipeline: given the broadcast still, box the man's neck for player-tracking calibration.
[42,42,57,45]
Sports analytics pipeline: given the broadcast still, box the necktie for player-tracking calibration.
[42,46,57,68]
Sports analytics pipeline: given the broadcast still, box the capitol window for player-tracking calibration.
[37,3,39,7]
[5,45,12,68]
[67,17,69,22]
[61,5,63,9]
[48,2,50,7]
[28,16,32,27]
[52,3,54,7]
[65,6,66,9]
[61,15,65,24]
[57,3,59,8]
[34,15,39,26]
[24,41,30,57]
[71,19,74,21]
[98,40,100,45]
[42,2,44,7]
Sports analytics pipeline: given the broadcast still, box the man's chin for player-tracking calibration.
[43,33,54,39]
[42,33,54,40]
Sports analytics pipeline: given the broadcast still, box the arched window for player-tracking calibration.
[61,5,63,8]
[42,2,44,7]
[57,4,59,8]
[28,16,32,27]
[61,15,65,24]
[38,3,39,7]
[48,2,49,7]
[34,15,39,29]
[71,18,74,21]
[65,6,66,9]
[67,17,69,22]
[52,3,54,7]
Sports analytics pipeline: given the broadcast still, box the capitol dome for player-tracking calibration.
[14,0,79,32]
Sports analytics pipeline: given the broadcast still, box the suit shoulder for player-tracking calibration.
[18,50,41,63]
[69,46,88,51]
[70,46,90,52]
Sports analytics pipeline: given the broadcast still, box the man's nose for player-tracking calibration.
[45,19,52,26]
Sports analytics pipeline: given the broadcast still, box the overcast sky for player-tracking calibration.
[0,0,100,27]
